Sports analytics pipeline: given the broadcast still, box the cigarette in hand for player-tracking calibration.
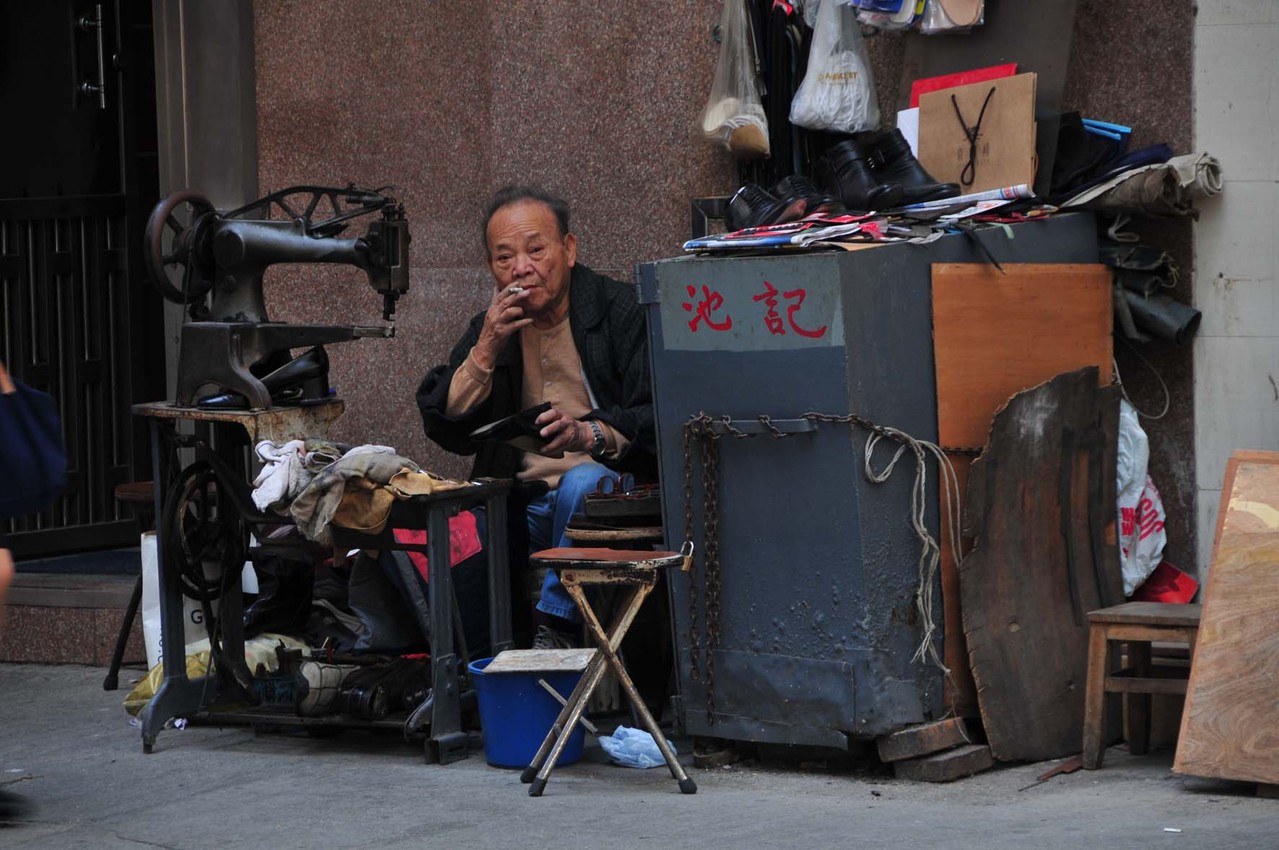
[505,286,524,295]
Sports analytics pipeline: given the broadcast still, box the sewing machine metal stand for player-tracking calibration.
[134,185,512,762]
[134,401,514,762]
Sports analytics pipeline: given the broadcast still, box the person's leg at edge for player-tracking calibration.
[534,462,617,627]
[0,541,35,825]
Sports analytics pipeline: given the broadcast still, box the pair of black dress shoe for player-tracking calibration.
[725,175,845,232]
[197,346,331,410]
[724,128,962,232]
[814,128,961,212]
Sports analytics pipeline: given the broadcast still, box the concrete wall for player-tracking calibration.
[1192,3,1279,575]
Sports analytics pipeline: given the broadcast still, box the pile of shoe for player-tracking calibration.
[726,128,960,232]
[294,655,431,720]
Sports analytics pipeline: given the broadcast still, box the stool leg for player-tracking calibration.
[575,590,696,793]
[571,584,696,794]
[103,573,144,691]
[527,653,611,797]
[521,650,608,785]
[1082,623,1109,769]
[1126,641,1152,756]
[527,583,649,792]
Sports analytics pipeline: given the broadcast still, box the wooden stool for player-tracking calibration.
[1082,601,1201,769]
[522,547,696,797]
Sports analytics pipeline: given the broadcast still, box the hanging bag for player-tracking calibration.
[0,362,67,519]
[700,0,770,158]
[919,0,985,34]
[789,0,881,133]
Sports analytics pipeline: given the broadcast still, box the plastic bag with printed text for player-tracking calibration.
[790,0,881,133]
[1116,400,1166,596]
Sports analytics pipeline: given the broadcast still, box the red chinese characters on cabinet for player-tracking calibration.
[751,281,827,339]
[681,281,828,339]
[682,285,733,332]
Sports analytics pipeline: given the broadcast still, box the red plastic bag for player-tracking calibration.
[1131,560,1198,604]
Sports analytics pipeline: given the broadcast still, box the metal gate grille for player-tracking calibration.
[2,208,140,553]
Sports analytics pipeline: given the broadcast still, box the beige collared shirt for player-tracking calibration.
[446,316,628,489]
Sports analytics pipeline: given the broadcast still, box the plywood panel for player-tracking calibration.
[960,369,1124,762]
[932,262,1114,714]
[933,263,1114,449]
[1174,452,1279,784]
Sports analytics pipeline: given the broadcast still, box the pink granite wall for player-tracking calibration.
[253,0,733,478]
[253,2,1197,569]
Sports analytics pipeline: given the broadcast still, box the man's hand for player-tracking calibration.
[536,406,592,458]
[472,285,533,370]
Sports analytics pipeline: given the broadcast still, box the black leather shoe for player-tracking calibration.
[197,346,331,409]
[725,183,808,232]
[864,128,960,206]
[775,175,846,217]
[814,139,904,212]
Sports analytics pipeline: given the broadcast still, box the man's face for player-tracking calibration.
[485,199,577,326]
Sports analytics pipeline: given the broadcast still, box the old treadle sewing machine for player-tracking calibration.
[144,184,410,408]
[133,186,514,762]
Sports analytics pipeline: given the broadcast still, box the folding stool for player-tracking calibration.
[522,547,697,797]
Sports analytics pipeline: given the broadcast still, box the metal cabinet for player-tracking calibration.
[638,213,1097,747]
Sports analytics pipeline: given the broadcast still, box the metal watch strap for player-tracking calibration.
[587,420,606,457]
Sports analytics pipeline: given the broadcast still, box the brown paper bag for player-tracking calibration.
[917,72,1037,195]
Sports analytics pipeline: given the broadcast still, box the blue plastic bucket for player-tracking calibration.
[468,657,586,768]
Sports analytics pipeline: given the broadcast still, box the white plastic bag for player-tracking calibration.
[700,0,770,158]
[599,725,673,769]
[790,0,881,133]
[140,531,258,668]
[1116,401,1166,596]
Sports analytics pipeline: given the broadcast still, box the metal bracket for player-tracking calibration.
[690,196,730,241]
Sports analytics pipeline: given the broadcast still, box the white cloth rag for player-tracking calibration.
[252,440,306,512]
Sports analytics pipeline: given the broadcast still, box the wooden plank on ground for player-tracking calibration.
[932,262,1113,716]
[1174,452,1279,785]
[960,368,1125,762]
[877,718,971,763]
[894,744,995,782]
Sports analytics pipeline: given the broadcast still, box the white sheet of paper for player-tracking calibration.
[897,107,920,157]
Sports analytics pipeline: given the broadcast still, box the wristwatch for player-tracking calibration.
[586,420,607,458]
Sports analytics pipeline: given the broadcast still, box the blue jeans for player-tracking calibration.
[527,462,618,621]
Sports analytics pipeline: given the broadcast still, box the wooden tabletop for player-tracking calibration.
[1087,601,1201,627]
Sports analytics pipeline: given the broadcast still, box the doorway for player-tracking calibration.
[0,0,164,557]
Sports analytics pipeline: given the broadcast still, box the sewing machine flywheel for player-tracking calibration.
[145,189,217,304]
[161,461,246,602]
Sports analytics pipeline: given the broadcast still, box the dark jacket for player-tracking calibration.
[416,264,656,481]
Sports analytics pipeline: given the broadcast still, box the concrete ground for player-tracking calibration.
[0,663,1272,850]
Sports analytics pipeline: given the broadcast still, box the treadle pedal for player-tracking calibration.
[403,690,434,737]
[426,731,470,765]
